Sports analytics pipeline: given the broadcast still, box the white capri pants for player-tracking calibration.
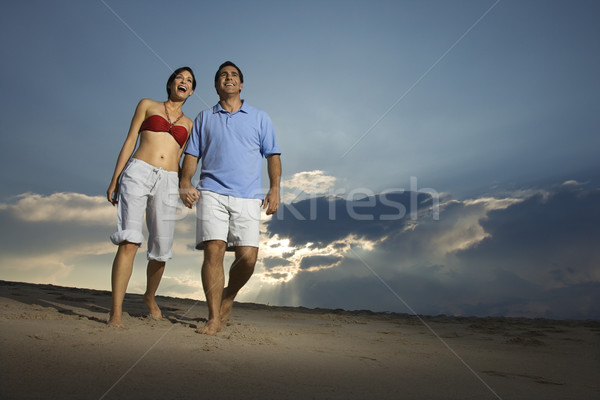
[110,158,179,261]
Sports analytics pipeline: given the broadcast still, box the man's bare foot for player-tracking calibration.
[219,287,236,325]
[196,319,221,335]
[144,293,163,320]
[107,312,125,328]
[220,297,234,325]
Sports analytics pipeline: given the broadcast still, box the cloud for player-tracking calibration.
[0,193,117,288]
[267,191,437,247]
[275,263,600,319]
[0,191,223,301]
[280,170,338,203]
[1,192,114,224]
[456,181,600,289]
[1,255,74,285]
[282,170,336,194]
[299,255,344,271]
[259,182,600,318]
[0,193,115,256]
[0,191,197,257]
[263,256,293,269]
[2,183,598,319]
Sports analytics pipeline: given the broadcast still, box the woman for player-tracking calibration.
[106,67,196,327]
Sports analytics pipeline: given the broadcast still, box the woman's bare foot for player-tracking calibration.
[107,312,125,328]
[144,293,163,320]
[196,319,221,335]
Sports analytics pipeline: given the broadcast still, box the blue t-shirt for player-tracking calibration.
[184,101,281,199]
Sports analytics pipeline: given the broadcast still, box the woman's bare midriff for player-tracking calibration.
[133,131,182,171]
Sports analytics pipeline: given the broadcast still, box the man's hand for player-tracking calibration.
[179,182,200,209]
[263,187,280,215]
[264,154,281,215]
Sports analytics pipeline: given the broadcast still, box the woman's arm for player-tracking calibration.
[106,99,151,204]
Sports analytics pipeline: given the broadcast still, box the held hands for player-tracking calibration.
[263,187,280,215]
[179,182,201,209]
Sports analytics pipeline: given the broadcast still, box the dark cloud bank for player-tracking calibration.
[264,184,600,319]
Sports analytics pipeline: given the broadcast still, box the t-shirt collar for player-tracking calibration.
[214,100,248,115]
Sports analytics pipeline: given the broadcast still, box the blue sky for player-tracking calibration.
[1,0,599,319]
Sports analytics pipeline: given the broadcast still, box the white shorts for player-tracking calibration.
[110,158,179,261]
[196,190,262,251]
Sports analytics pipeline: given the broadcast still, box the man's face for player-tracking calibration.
[215,65,243,96]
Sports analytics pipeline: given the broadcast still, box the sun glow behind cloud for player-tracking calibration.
[257,233,379,284]
[256,170,379,284]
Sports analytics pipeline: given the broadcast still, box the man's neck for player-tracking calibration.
[219,96,243,113]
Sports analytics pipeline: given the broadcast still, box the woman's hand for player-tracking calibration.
[107,183,119,205]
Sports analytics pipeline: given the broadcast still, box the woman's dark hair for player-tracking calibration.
[214,61,243,84]
[166,66,196,97]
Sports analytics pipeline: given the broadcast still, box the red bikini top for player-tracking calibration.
[139,115,188,148]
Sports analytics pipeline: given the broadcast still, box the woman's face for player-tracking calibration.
[170,70,195,99]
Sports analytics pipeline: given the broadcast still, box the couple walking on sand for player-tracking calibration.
[106,61,281,335]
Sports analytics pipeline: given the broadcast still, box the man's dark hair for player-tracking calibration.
[214,61,244,84]
[167,66,196,97]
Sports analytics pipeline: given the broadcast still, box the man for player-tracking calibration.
[180,61,281,335]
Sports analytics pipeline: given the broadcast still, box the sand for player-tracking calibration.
[1,280,598,400]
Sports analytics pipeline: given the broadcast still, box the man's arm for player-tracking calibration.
[263,154,281,215]
[179,153,200,209]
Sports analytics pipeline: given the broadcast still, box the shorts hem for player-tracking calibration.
[230,242,259,248]
[195,239,258,252]
[195,238,226,250]
[147,253,172,262]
